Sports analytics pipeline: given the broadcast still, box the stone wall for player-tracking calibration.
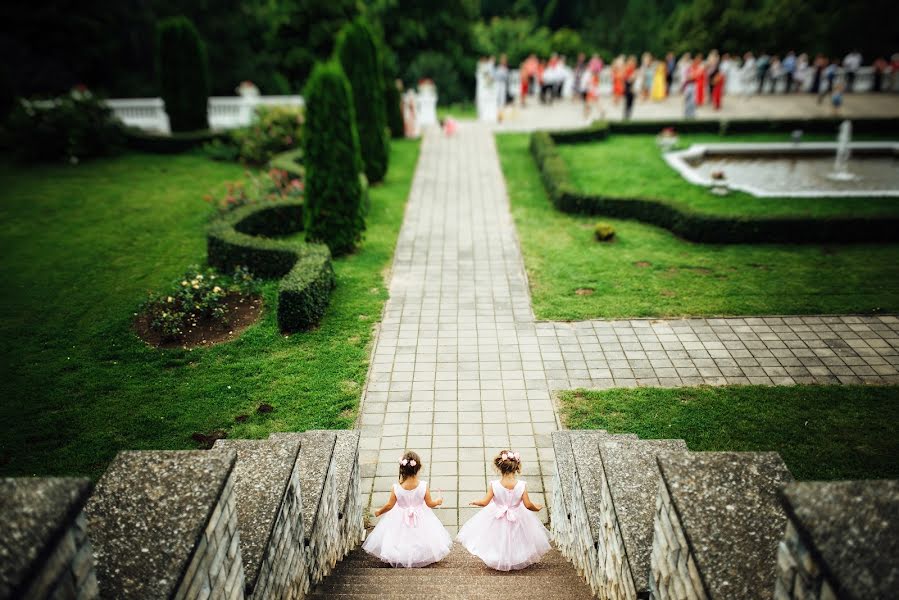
[650,474,707,600]
[3,429,363,600]
[776,480,899,600]
[0,478,97,600]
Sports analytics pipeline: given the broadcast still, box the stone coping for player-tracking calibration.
[780,479,899,599]
[213,437,301,592]
[0,477,93,598]
[664,141,899,198]
[285,431,337,541]
[329,430,360,517]
[599,438,687,591]
[84,450,236,599]
[657,451,793,599]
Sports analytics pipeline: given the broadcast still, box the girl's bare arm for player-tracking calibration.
[424,487,443,508]
[521,489,542,512]
[374,489,397,517]
[468,485,495,507]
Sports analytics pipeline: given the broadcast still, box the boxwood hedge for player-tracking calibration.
[530,129,899,244]
[547,117,899,145]
[207,200,335,331]
[123,127,225,154]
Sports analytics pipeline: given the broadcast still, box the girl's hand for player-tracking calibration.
[433,498,443,506]
[531,504,543,512]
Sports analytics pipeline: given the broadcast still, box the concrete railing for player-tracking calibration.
[551,430,898,600]
[1,430,361,600]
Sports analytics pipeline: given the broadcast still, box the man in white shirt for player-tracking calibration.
[843,51,863,92]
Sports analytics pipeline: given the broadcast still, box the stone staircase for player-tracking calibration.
[308,543,594,599]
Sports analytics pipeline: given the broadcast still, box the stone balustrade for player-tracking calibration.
[1,429,362,600]
[552,431,897,600]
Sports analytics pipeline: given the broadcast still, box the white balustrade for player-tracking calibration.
[100,95,304,134]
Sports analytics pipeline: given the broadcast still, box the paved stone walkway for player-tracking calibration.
[357,123,899,534]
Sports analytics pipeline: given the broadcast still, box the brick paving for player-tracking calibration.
[357,122,899,534]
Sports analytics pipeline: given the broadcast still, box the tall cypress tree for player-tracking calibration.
[302,62,365,256]
[336,17,389,184]
[157,16,209,132]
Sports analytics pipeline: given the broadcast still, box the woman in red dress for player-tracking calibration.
[694,54,706,105]
[612,56,625,104]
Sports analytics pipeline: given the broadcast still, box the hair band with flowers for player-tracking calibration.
[400,458,417,467]
[501,451,521,462]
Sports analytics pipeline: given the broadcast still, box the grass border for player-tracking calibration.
[529,120,899,244]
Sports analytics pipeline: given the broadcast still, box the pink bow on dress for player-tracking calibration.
[494,506,518,522]
[404,507,421,528]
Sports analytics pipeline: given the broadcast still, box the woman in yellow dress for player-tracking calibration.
[651,61,667,101]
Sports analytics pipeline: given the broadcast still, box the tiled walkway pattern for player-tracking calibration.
[357,123,899,533]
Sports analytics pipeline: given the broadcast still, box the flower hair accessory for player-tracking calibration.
[400,459,408,466]
[400,458,417,467]
[513,451,521,461]
[410,460,416,466]
[501,452,509,460]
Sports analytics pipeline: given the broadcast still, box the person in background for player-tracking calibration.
[640,53,654,101]
[719,52,736,95]
[794,53,809,93]
[694,53,706,105]
[623,60,636,120]
[843,50,862,92]
[612,56,625,105]
[683,59,698,119]
[665,52,676,94]
[891,54,899,92]
[819,58,838,104]
[831,81,844,115]
[519,54,538,107]
[782,51,797,92]
[811,54,825,95]
[651,59,667,101]
[705,50,719,103]
[767,55,781,93]
[756,53,770,94]
[677,53,692,96]
[554,55,568,99]
[573,53,587,102]
[740,52,756,96]
[494,54,510,122]
[711,62,725,110]
[872,57,887,92]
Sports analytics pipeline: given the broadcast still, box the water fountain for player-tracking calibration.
[827,120,858,181]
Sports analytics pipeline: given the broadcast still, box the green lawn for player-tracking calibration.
[0,140,419,478]
[556,132,899,218]
[559,386,899,481]
[497,133,899,320]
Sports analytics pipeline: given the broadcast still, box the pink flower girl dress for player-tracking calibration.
[362,480,452,568]
[457,479,551,570]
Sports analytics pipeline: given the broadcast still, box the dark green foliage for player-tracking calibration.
[123,127,223,153]
[206,201,335,331]
[157,17,210,132]
[273,0,358,90]
[384,76,405,139]
[406,52,469,106]
[336,17,390,183]
[269,149,304,178]
[302,62,365,256]
[530,129,899,244]
[5,90,124,162]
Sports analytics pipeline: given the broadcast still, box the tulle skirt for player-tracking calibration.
[362,506,452,568]
[456,503,551,571]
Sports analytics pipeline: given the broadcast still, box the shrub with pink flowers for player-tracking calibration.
[206,105,304,165]
[204,167,304,214]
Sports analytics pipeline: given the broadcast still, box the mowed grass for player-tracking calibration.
[557,132,899,218]
[496,133,899,320]
[559,385,899,480]
[0,140,419,478]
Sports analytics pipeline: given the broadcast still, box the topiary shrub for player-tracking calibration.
[157,16,210,132]
[594,222,616,242]
[336,17,389,183]
[207,200,335,332]
[302,61,365,256]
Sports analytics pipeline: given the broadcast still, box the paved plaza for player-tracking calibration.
[357,121,899,533]
[492,91,899,132]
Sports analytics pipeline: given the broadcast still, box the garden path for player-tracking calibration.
[357,123,899,533]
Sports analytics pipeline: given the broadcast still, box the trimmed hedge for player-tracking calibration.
[123,127,224,153]
[547,117,899,145]
[530,130,899,244]
[207,201,335,332]
[157,17,210,132]
[269,148,304,178]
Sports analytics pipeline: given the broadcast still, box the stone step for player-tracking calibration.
[212,436,304,597]
[310,574,595,598]
[339,544,573,569]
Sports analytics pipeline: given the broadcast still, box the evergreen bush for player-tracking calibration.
[336,17,389,183]
[302,61,365,256]
[157,17,210,132]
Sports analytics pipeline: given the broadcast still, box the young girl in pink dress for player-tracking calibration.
[362,450,452,568]
[457,449,551,571]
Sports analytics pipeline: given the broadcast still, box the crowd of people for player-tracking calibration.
[477,50,899,122]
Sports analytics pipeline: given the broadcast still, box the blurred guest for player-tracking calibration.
[756,53,770,94]
[811,54,826,95]
[683,61,698,119]
[872,57,887,92]
[665,52,676,94]
[651,60,667,100]
[640,53,654,101]
[677,53,692,96]
[519,54,538,107]
[831,81,844,115]
[843,50,862,91]
[740,52,757,96]
[494,54,510,122]
[818,59,838,104]
[573,53,587,101]
[612,56,626,105]
[694,54,706,104]
[623,61,636,120]
[711,64,725,109]
[892,54,899,92]
[783,51,797,92]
